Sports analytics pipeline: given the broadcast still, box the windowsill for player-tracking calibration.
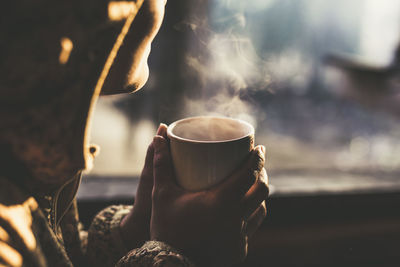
[77,170,400,226]
[78,169,400,201]
[77,172,400,266]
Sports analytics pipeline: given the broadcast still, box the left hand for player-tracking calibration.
[119,124,167,249]
[149,127,269,266]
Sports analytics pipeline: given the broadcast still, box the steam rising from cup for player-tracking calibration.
[175,2,274,128]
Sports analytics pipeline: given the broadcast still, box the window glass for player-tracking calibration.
[88,0,400,193]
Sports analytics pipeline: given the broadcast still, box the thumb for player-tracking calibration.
[134,142,154,208]
[153,135,176,190]
[135,124,168,207]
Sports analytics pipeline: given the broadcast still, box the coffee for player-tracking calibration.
[167,116,254,191]
[171,117,251,142]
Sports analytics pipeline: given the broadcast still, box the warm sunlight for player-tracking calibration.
[59,37,73,65]
[108,1,136,21]
[0,242,22,267]
[0,197,38,266]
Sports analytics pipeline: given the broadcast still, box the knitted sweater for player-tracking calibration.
[0,174,194,267]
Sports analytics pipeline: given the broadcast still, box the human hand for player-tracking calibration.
[119,124,167,250]
[150,127,269,266]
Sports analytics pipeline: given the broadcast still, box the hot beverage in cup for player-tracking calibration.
[167,116,254,191]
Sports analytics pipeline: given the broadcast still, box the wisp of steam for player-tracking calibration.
[176,0,274,129]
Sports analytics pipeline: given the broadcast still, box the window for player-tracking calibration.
[85,0,400,196]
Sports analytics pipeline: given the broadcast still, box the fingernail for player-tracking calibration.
[251,150,264,172]
[256,146,265,161]
[260,145,265,154]
[156,123,167,136]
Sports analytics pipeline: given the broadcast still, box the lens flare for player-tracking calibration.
[59,37,73,65]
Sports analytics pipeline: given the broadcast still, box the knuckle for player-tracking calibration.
[260,168,268,184]
[265,184,270,197]
[252,151,265,172]
[248,169,258,185]
[260,202,267,217]
[258,181,269,198]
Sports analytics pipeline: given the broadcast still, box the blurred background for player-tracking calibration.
[87,0,400,194]
[79,1,400,266]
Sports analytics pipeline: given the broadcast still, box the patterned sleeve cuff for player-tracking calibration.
[87,205,132,267]
[116,240,196,267]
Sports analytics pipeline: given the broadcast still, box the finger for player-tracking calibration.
[137,142,155,189]
[133,143,155,213]
[238,224,249,262]
[153,135,176,191]
[242,168,269,220]
[215,145,265,201]
[142,142,155,179]
[156,123,168,138]
[137,123,167,189]
[140,123,167,196]
[246,201,267,238]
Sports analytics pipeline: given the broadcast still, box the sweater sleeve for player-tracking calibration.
[86,205,195,267]
[116,241,195,267]
[86,205,131,266]
[0,177,71,267]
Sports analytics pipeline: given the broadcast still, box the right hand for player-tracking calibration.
[150,125,269,266]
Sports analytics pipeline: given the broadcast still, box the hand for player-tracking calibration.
[119,124,167,249]
[150,126,269,266]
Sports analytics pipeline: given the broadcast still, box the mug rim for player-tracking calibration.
[167,116,254,144]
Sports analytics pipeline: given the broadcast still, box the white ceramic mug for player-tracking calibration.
[167,116,255,191]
